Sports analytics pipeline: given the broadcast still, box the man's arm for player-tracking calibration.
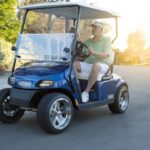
[89,49,109,59]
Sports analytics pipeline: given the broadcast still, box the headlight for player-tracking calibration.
[18,81,32,88]
[38,80,53,87]
[9,76,16,85]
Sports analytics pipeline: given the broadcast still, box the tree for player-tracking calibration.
[124,30,146,64]
[0,51,4,63]
[0,38,13,71]
[0,0,20,43]
[127,30,145,52]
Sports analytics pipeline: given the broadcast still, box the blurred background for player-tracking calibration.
[0,0,150,72]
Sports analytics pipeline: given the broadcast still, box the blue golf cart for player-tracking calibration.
[0,2,129,134]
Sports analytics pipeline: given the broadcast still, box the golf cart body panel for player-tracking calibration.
[9,65,82,107]
[9,78,79,109]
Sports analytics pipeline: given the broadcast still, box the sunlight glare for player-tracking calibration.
[94,0,150,50]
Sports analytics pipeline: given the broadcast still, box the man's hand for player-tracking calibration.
[88,47,94,55]
[88,47,109,58]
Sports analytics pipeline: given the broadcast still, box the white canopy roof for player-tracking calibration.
[20,2,118,19]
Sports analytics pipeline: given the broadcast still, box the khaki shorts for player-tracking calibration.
[80,62,109,74]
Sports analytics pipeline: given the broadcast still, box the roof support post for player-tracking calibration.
[112,17,118,44]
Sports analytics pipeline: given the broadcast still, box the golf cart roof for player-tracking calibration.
[20,2,118,19]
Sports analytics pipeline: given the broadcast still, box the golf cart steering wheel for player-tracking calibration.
[76,41,90,58]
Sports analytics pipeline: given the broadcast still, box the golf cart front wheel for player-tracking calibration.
[108,85,129,114]
[37,93,73,134]
[0,88,25,123]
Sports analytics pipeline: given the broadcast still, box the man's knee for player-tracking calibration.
[92,63,101,72]
[74,61,81,72]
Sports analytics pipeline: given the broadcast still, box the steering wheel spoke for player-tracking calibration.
[76,41,90,58]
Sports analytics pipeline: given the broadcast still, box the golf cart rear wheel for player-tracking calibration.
[37,93,73,134]
[0,88,25,123]
[108,85,129,114]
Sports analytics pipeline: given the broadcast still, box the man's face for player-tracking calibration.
[91,25,103,36]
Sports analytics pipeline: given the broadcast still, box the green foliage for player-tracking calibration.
[0,0,21,43]
[0,38,13,70]
[114,30,149,65]
[0,50,4,63]
[127,30,145,51]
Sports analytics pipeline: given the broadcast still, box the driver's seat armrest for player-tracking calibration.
[102,74,113,81]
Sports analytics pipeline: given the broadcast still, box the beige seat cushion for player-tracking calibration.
[76,72,103,81]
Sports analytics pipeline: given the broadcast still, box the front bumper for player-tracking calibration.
[10,88,37,107]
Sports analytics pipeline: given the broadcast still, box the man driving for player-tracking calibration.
[74,20,114,102]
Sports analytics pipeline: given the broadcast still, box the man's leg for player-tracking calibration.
[74,62,100,102]
[85,63,101,93]
[82,63,101,102]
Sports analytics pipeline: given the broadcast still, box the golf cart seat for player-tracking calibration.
[76,63,114,81]
[76,72,103,81]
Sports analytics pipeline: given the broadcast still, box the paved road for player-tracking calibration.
[0,66,150,150]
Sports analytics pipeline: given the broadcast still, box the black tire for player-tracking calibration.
[37,93,73,134]
[108,85,129,114]
[0,88,25,123]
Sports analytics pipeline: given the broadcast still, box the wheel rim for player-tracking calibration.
[2,96,19,117]
[49,98,72,130]
[119,88,129,111]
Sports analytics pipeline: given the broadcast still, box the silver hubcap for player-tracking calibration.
[119,88,129,111]
[2,96,19,117]
[49,98,72,130]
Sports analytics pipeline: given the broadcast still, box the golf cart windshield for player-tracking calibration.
[16,6,78,62]
[16,33,74,62]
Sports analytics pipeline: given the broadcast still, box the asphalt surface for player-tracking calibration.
[0,66,150,150]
